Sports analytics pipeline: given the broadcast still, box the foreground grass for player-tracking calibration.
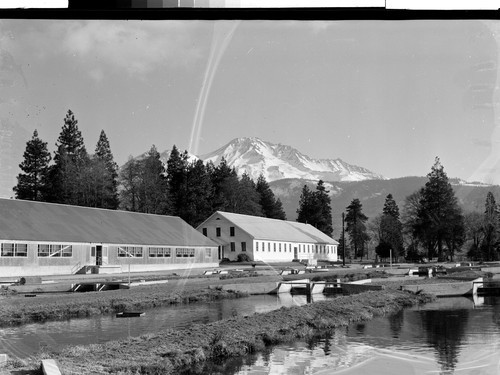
[4,290,433,375]
[0,284,246,327]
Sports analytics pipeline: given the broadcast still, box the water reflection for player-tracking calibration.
[421,308,469,373]
[216,297,500,375]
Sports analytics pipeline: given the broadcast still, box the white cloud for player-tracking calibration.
[58,21,206,76]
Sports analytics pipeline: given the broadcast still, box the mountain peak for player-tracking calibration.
[198,137,385,182]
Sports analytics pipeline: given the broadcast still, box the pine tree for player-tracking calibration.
[14,130,51,201]
[166,145,189,215]
[46,110,90,205]
[180,159,214,227]
[482,192,499,261]
[222,172,263,216]
[345,198,370,259]
[256,174,286,220]
[378,194,404,261]
[414,157,465,261]
[314,180,333,236]
[209,157,238,212]
[138,145,171,215]
[90,130,119,209]
[296,180,333,236]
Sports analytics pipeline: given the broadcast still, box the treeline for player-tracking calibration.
[328,157,500,262]
[13,110,286,228]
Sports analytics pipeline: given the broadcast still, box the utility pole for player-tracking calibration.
[342,212,346,266]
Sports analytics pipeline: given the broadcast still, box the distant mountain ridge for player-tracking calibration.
[198,137,385,182]
[270,176,498,238]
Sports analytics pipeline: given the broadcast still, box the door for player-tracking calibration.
[294,247,298,259]
[96,245,102,266]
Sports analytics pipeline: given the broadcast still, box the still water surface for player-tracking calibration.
[208,296,500,375]
[2,294,500,375]
[0,293,328,358]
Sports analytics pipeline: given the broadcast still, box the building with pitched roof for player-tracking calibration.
[0,198,218,277]
[197,211,338,263]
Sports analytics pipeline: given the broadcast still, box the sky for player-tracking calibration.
[0,17,499,197]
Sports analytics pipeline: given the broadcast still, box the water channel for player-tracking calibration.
[0,293,330,359]
[1,294,500,374]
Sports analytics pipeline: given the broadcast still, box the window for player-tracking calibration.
[268,242,271,252]
[205,248,211,257]
[230,227,235,236]
[149,247,171,257]
[37,244,72,257]
[1,243,28,257]
[274,243,276,252]
[118,246,143,258]
[256,242,259,251]
[279,243,281,252]
[176,248,195,257]
[216,227,221,237]
[202,228,207,236]
[241,242,246,252]
[230,242,235,252]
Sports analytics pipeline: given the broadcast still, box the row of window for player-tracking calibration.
[119,247,212,258]
[255,242,335,254]
[1,244,212,259]
[202,226,235,238]
[0,243,73,258]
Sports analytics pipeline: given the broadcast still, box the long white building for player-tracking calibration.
[0,198,219,277]
[197,211,339,263]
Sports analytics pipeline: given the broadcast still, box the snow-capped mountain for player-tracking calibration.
[198,137,385,183]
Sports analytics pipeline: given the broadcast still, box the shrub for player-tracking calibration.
[236,254,251,262]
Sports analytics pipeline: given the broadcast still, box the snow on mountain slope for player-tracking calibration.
[198,137,385,182]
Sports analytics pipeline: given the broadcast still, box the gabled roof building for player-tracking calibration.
[197,211,339,263]
[0,198,218,277]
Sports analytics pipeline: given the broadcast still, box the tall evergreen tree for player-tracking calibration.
[414,157,465,261]
[482,192,499,261]
[378,194,404,261]
[256,174,286,220]
[180,159,214,227]
[314,180,333,236]
[45,110,90,205]
[166,145,189,215]
[297,184,318,224]
[222,172,263,216]
[209,157,238,212]
[138,145,171,214]
[296,180,333,236]
[90,130,119,209]
[14,130,51,201]
[345,198,370,259]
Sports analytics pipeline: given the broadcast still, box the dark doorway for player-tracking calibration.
[96,245,103,266]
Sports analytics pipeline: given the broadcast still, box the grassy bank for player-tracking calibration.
[5,290,433,374]
[0,284,246,327]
